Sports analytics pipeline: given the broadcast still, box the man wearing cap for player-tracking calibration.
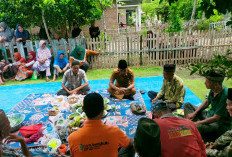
[148,64,185,110]
[69,45,99,72]
[184,71,230,141]
[108,60,136,100]
[206,88,232,157]
[57,60,90,96]
[68,93,134,157]
[135,101,206,157]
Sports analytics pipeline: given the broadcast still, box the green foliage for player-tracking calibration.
[164,0,232,18]
[127,12,136,26]
[195,9,224,30]
[0,0,103,31]
[141,0,169,23]
[167,1,183,32]
[226,18,232,26]
[141,29,147,35]
[187,50,232,78]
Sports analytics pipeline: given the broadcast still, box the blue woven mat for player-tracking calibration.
[7,89,148,148]
[0,76,203,113]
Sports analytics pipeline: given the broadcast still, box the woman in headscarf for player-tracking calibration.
[15,24,30,42]
[0,49,11,85]
[15,51,36,81]
[52,50,69,82]
[0,110,31,157]
[69,45,98,72]
[33,40,51,81]
[3,52,26,81]
[0,22,14,43]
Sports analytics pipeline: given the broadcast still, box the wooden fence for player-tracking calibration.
[0,29,232,69]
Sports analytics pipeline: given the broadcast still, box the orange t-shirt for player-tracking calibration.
[68,120,130,157]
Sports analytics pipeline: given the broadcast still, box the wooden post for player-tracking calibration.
[26,41,34,52]
[51,40,59,58]
[140,35,143,65]
[0,43,5,49]
[68,39,76,54]
[8,42,15,62]
[127,36,130,66]
[60,39,68,57]
[81,37,86,48]
[16,42,25,59]
[35,41,40,49]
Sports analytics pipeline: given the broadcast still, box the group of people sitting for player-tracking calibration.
[0,58,231,156]
[56,60,232,156]
[0,42,98,84]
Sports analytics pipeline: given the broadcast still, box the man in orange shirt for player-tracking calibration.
[108,60,136,100]
[68,93,134,157]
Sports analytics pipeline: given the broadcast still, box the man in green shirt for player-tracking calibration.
[184,71,230,142]
[148,64,185,110]
[206,88,232,156]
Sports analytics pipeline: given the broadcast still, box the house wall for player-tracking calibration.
[29,0,128,38]
[81,0,119,37]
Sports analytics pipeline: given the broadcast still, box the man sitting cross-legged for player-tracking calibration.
[108,60,136,100]
[57,60,90,96]
[68,93,134,157]
[206,88,232,157]
[184,70,231,142]
[134,100,206,157]
[148,64,185,110]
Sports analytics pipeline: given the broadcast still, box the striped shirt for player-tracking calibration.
[62,69,88,89]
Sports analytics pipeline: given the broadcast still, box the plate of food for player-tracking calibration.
[102,110,108,118]
[104,97,110,104]
[7,113,25,132]
[51,96,65,106]
[104,98,110,110]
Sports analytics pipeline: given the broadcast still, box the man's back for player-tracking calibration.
[68,120,129,157]
[154,116,206,157]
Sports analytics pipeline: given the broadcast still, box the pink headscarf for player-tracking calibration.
[37,40,51,60]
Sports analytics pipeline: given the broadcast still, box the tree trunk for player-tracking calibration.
[102,10,107,41]
[191,0,197,20]
[42,9,51,42]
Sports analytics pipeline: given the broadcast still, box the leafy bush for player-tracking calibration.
[195,9,224,30]
[167,1,183,32]
[187,50,232,78]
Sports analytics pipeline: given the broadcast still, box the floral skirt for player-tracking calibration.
[15,65,33,81]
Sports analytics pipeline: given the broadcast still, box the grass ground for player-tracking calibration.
[2,66,232,101]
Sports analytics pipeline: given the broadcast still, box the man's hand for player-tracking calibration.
[5,134,24,144]
[0,62,5,66]
[68,90,75,95]
[69,89,79,95]
[194,121,201,126]
[117,88,125,94]
[121,88,128,92]
[187,112,196,120]
[206,142,217,149]
[152,97,158,103]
